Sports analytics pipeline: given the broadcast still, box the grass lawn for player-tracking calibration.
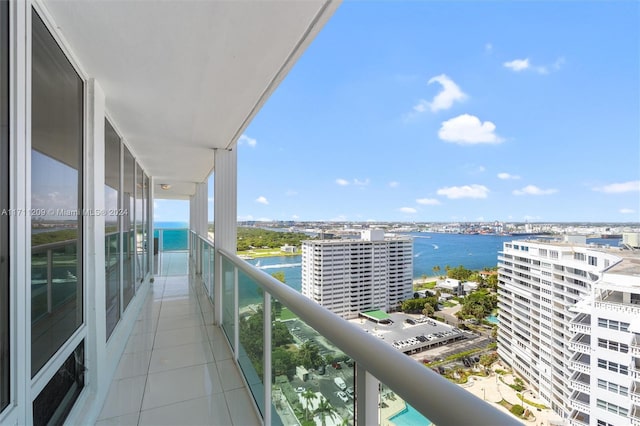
[237,248,300,259]
[278,307,298,321]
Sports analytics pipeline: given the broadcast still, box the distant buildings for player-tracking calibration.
[497,233,640,425]
[301,230,413,319]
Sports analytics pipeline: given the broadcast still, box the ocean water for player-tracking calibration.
[154,222,189,251]
[247,233,621,292]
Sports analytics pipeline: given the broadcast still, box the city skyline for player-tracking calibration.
[156,1,639,223]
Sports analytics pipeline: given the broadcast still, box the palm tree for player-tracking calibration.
[314,399,338,426]
[301,389,317,421]
[432,265,441,277]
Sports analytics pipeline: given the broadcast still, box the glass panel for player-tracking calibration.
[238,269,265,416]
[122,146,135,309]
[31,10,83,377]
[144,173,149,276]
[104,120,120,340]
[135,162,143,288]
[221,257,235,351]
[32,341,84,426]
[0,0,8,410]
[380,384,432,426]
[271,297,354,425]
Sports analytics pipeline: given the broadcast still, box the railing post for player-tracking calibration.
[46,248,52,313]
[356,364,379,426]
[233,265,239,361]
[264,292,272,425]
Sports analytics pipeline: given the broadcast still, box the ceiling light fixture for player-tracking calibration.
[160,184,171,190]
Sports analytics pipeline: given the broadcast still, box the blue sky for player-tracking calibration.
[159,1,640,223]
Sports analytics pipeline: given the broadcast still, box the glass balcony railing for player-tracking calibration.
[190,240,519,426]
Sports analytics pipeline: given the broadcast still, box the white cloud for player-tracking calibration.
[485,43,493,53]
[238,214,254,221]
[416,198,441,205]
[399,207,418,214]
[513,185,558,196]
[285,189,298,196]
[437,184,489,199]
[504,57,564,75]
[620,208,636,214]
[388,181,399,188]
[353,178,370,187]
[438,114,503,144]
[336,178,349,186]
[503,58,530,72]
[417,74,467,113]
[238,134,257,147]
[255,196,269,205]
[593,180,640,194]
[291,214,299,219]
[497,172,521,180]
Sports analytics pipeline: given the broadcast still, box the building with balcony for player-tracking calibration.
[0,1,517,425]
[498,234,640,425]
[301,230,413,319]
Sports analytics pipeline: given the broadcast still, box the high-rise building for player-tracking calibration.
[498,234,640,425]
[301,230,413,319]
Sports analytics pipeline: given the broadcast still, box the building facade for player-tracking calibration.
[498,235,640,426]
[301,230,413,319]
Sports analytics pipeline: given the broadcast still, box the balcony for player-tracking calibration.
[569,353,591,374]
[633,406,640,426]
[569,410,590,426]
[632,337,640,356]
[569,391,590,414]
[569,313,591,334]
[594,291,640,315]
[97,242,517,425]
[631,382,640,404]
[569,372,590,394]
[569,334,591,354]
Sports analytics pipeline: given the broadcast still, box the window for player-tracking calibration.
[122,146,135,309]
[598,318,630,332]
[31,10,83,377]
[597,379,628,396]
[104,120,120,340]
[574,252,586,261]
[595,399,628,417]
[550,251,558,259]
[597,358,628,375]
[539,249,547,257]
[32,341,84,426]
[588,256,597,266]
[597,338,628,353]
[0,0,9,411]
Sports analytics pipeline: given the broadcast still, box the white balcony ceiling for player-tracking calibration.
[43,0,338,199]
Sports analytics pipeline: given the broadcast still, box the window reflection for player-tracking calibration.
[31,11,83,376]
[0,0,9,411]
[122,146,135,309]
[105,120,120,340]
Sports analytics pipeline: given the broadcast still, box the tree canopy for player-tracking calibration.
[237,227,311,251]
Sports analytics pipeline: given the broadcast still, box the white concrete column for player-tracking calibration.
[84,78,107,399]
[213,148,237,325]
[148,176,154,277]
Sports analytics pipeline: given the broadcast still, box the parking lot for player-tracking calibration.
[348,312,471,355]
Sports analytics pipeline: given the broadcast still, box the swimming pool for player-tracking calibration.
[389,404,433,426]
[485,314,499,324]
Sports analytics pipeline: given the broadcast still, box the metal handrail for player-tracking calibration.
[218,248,518,426]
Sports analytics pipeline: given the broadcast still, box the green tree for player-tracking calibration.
[297,341,324,370]
[272,346,296,379]
[422,302,435,317]
[314,399,338,426]
[301,389,318,421]
[432,265,441,277]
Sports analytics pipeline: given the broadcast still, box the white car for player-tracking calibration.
[337,391,349,403]
[295,387,305,393]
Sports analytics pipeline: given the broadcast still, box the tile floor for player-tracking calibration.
[96,259,260,425]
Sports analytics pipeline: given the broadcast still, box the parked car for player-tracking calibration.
[337,391,349,403]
